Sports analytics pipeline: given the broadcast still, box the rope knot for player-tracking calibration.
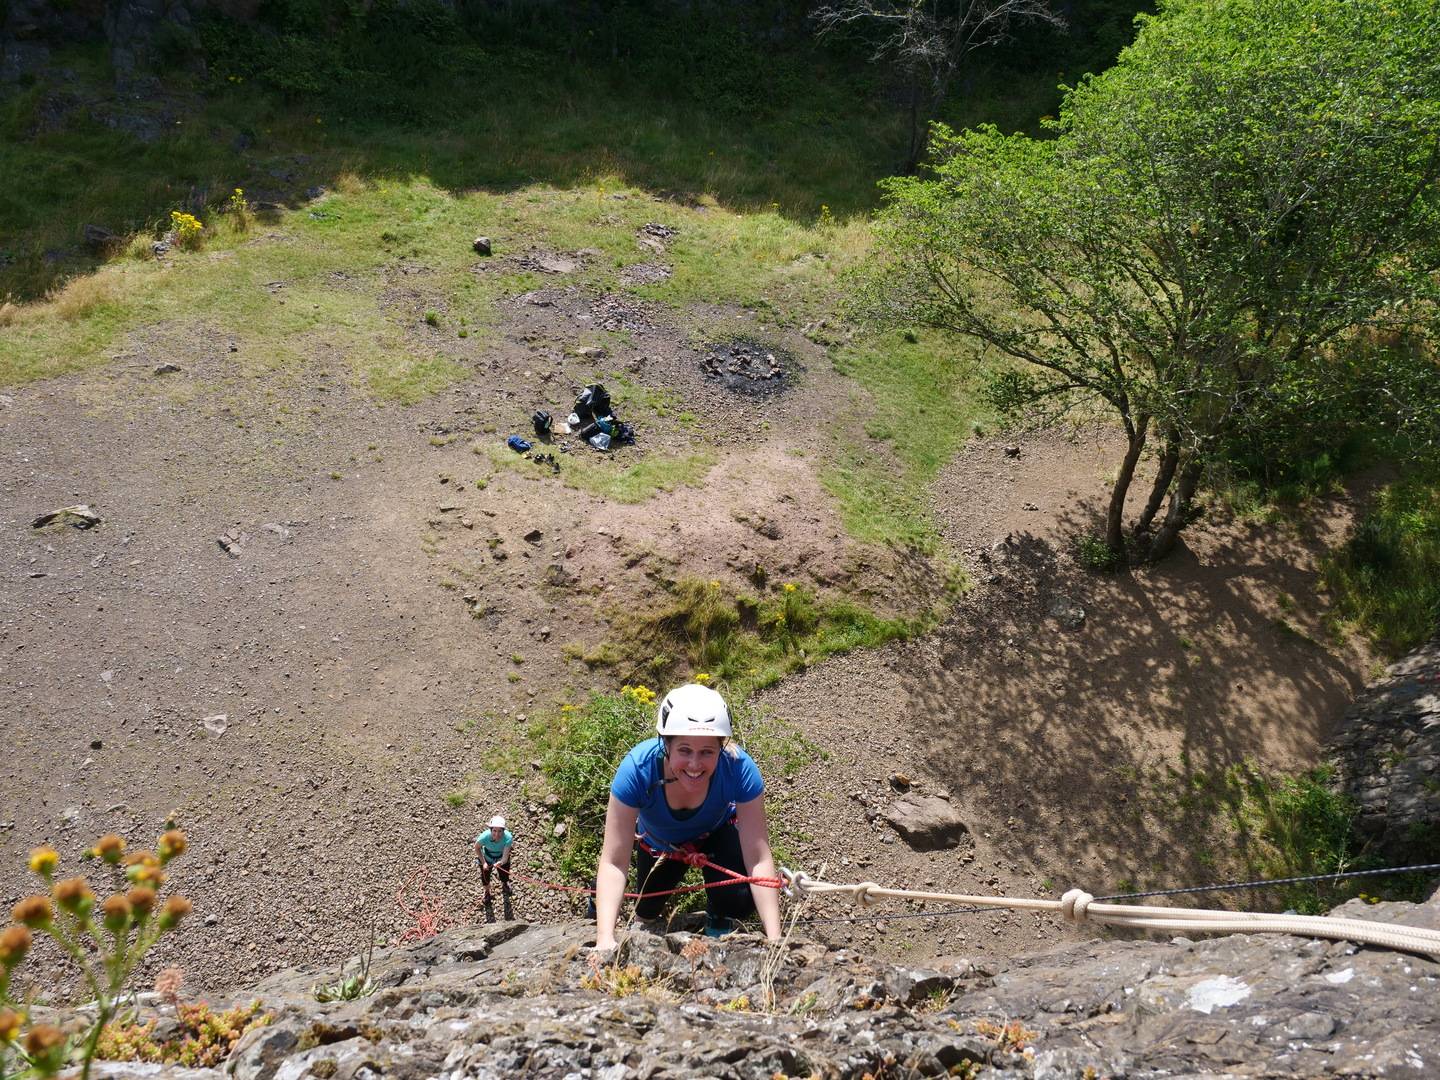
[1060,888,1094,923]
[780,868,813,900]
[853,882,882,910]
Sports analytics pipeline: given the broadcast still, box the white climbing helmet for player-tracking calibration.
[656,683,732,738]
[488,815,506,829]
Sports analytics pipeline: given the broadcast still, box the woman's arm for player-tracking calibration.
[735,795,782,941]
[594,794,640,950]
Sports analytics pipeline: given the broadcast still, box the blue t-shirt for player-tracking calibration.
[475,829,514,863]
[610,738,764,852]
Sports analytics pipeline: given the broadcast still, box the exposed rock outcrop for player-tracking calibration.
[1326,636,1440,859]
[84,887,1440,1079]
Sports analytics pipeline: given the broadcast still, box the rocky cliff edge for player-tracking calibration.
[84,886,1440,1080]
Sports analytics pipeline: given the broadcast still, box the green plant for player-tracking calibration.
[600,576,922,697]
[311,921,378,1004]
[444,789,467,808]
[1,830,194,1080]
[1073,532,1125,572]
[579,951,674,1000]
[94,1001,268,1068]
[1237,766,1360,914]
[423,309,440,327]
[226,187,251,232]
[534,689,654,879]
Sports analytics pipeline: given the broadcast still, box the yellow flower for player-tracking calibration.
[52,876,95,916]
[0,1007,23,1043]
[127,887,157,917]
[0,924,32,968]
[28,847,59,877]
[89,834,126,864]
[101,894,133,933]
[158,895,192,931]
[12,896,52,927]
[158,829,187,864]
[24,1024,65,1056]
[782,583,797,593]
[694,673,712,684]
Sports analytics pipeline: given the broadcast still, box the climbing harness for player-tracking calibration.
[508,840,784,901]
[780,868,1440,960]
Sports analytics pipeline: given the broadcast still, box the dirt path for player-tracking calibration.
[1,291,1374,995]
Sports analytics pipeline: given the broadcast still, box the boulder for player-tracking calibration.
[885,794,967,850]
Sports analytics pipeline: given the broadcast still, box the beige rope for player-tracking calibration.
[780,871,1440,959]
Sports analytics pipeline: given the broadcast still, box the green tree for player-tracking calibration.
[861,0,1440,561]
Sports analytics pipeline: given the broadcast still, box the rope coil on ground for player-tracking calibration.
[780,869,1440,960]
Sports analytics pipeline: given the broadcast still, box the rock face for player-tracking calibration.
[1325,635,1440,858]
[84,887,1440,1079]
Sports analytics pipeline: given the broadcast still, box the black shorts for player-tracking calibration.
[632,822,754,921]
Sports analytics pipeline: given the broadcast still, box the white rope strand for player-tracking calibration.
[779,871,1440,959]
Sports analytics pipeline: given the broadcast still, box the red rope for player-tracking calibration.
[394,866,452,944]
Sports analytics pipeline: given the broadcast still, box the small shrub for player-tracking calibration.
[311,923,377,1004]
[123,234,157,262]
[580,952,674,1000]
[424,309,440,327]
[1073,532,1124,572]
[535,689,653,879]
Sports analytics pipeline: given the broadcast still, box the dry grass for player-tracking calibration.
[0,300,17,328]
[48,273,120,323]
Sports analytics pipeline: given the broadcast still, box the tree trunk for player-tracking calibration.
[1136,434,1180,535]
[1147,459,1204,562]
[1107,414,1149,558]
[905,76,923,172]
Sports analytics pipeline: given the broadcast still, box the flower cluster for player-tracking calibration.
[620,684,657,706]
[2,831,196,1079]
[170,210,204,250]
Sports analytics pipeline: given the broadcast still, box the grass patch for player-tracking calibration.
[481,441,716,504]
[1223,765,1360,914]
[592,576,926,697]
[1322,475,1440,656]
[361,351,468,404]
[823,328,991,549]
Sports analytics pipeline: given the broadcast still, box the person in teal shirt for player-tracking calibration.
[473,814,514,902]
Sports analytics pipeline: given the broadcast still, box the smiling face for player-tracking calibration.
[664,735,724,790]
[489,826,504,841]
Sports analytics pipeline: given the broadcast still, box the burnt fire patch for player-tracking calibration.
[701,339,796,396]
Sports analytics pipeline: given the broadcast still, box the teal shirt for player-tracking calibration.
[475,829,514,863]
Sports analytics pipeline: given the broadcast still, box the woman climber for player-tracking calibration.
[592,683,782,949]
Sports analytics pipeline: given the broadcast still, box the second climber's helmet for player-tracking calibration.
[656,683,732,739]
